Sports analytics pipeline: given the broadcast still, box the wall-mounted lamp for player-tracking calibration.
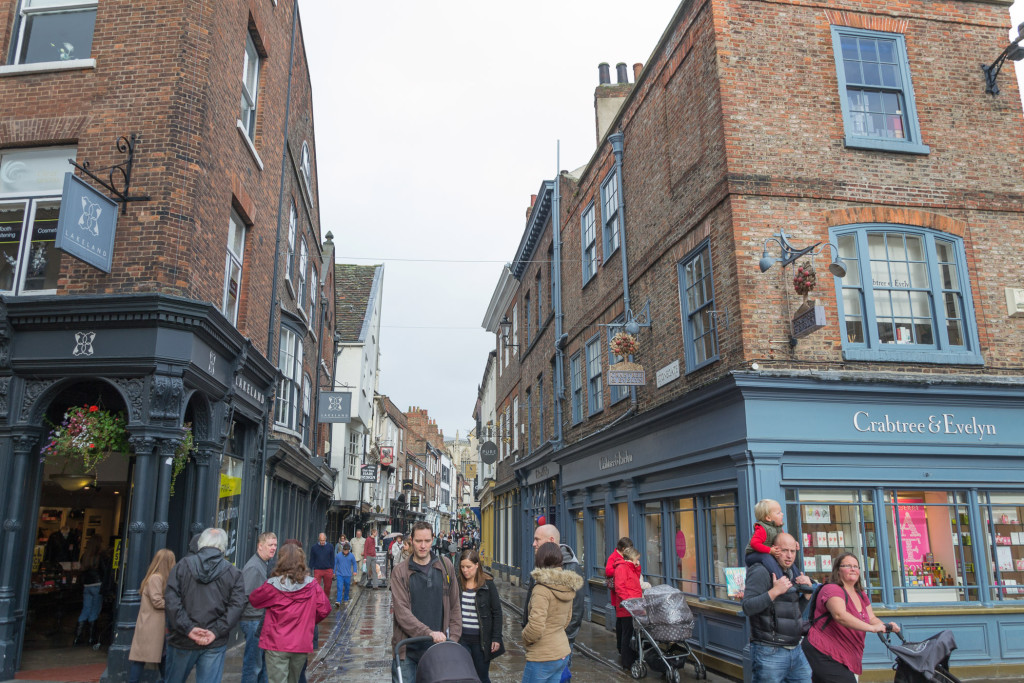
[758,230,847,278]
[498,316,521,351]
[983,22,1024,95]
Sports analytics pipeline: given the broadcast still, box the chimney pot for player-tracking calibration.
[616,62,628,84]
[598,62,610,85]
[633,63,643,81]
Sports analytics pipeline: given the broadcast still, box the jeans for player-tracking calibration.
[460,634,491,683]
[338,576,352,602]
[522,655,569,683]
[240,620,268,683]
[127,659,165,683]
[79,584,101,622]
[163,644,228,683]
[364,558,379,586]
[313,568,333,598]
[749,642,813,683]
[392,654,417,683]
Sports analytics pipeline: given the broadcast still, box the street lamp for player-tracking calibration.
[758,230,847,278]
[983,22,1024,95]
[498,316,521,351]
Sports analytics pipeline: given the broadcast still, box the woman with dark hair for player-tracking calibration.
[605,536,634,652]
[127,549,176,683]
[458,548,504,683]
[802,552,900,682]
[74,536,104,646]
[249,543,331,683]
[521,542,583,683]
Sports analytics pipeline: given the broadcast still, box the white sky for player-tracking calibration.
[299,1,1022,439]
[299,1,678,437]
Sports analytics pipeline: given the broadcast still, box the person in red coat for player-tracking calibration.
[364,531,379,588]
[612,546,643,671]
[605,537,634,652]
[248,544,331,683]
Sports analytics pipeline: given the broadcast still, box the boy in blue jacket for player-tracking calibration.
[334,543,358,607]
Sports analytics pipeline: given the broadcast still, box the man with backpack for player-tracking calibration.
[740,532,814,682]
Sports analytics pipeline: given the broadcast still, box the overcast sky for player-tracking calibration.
[299,1,678,438]
[299,1,1022,440]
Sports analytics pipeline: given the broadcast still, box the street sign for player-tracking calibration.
[608,368,645,386]
[479,441,498,464]
[792,304,826,339]
[55,173,119,273]
[317,391,352,422]
[360,464,377,483]
[379,446,394,466]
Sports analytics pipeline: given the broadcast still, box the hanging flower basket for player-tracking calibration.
[41,404,131,477]
[793,260,817,298]
[610,332,639,358]
[170,423,195,497]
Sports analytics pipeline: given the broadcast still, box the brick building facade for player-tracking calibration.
[483,0,1024,677]
[0,1,334,679]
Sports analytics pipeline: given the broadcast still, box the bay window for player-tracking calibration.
[274,327,302,431]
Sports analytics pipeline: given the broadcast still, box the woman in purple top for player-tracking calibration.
[802,552,900,682]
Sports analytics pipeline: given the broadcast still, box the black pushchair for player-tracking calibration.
[621,584,707,681]
[878,629,962,683]
[394,635,480,683]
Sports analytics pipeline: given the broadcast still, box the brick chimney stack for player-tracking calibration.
[595,61,634,146]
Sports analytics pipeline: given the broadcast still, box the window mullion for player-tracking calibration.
[857,230,880,349]
[922,232,949,351]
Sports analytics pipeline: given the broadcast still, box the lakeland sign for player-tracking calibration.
[600,450,634,470]
[853,411,997,441]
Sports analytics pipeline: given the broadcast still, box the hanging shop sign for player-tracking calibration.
[379,446,394,466]
[55,173,119,273]
[791,304,826,339]
[360,464,378,483]
[479,441,498,465]
[608,362,646,386]
[402,479,414,491]
[317,391,352,422]
[410,494,420,507]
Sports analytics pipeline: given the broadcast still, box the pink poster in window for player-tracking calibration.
[894,498,931,571]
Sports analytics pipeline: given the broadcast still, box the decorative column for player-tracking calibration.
[191,446,219,536]
[151,438,176,552]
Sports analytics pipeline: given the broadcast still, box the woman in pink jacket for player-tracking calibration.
[249,543,332,683]
[612,546,643,672]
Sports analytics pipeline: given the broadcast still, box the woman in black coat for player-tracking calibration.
[457,549,505,683]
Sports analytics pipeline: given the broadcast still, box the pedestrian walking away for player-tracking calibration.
[611,546,643,672]
[457,548,505,683]
[352,529,365,584]
[364,529,380,588]
[249,543,332,683]
[163,527,246,683]
[241,531,278,683]
[334,542,357,606]
[127,549,175,683]
[309,533,335,600]
[390,521,462,683]
[73,536,104,647]
[528,523,585,682]
[605,536,633,654]
[521,542,583,683]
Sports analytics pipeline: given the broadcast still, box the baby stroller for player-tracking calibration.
[622,584,707,681]
[394,635,480,683]
[878,629,962,683]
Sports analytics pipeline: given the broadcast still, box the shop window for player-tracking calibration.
[833,227,980,364]
[641,502,665,585]
[830,26,929,154]
[607,316,628,404]
[672,497,699,595]
[677,242,718,372]
[222,210,246,325]
[706,493,738,600]
[216,454,243,565]
[787,489,882,603]
[591,507,606,579]
[274,327,302,431]
[573,509,585,570]
[569,351,583,424]
[585,335,603,415]
[581,203,597,284]
[884,491,976,602]
[0,147,75,295]
[12,0,96,65]
[980,492,1024,601]
[601,170,620,260]
[240,31,262,142]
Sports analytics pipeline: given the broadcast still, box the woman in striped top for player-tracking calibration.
[459,549,505,683]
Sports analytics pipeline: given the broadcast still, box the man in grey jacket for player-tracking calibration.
[240,531,277,683]
[164,527,246,683]
[528,524,584,680]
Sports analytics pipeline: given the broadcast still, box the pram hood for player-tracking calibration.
[881,630,957,682]
[414,641,480,683]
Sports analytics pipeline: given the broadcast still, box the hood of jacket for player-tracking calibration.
[193,546,232,584]
[559,544,580,569]
[268,575,317,593]
[531,567,583,601]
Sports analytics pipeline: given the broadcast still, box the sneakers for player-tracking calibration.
[335,601,341,609]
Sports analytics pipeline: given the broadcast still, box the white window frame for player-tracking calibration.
[586,335,604,415]
[581,203,597,284]
[222,210,246,326]
[286,203,296,283]
[601,171,620,260]
[309,265,318,320]
[296,238,308,314]
[12,0,98,67]
[240,32,261,142]
[299,141,313,200]
[301,374,312,448]
[569,351,583,425]
[512,396,519,453]
[274,327,303,431]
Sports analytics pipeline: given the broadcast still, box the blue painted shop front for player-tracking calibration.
[533,372,1024,679]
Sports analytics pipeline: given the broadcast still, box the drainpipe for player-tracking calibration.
[552,143,565,449]
[608,131,637,408]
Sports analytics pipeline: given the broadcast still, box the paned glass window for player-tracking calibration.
[296,239,308,313]
[601,170,620,259]
[591,507,606,579]
[980,492,1024,601]
[569,352,583,425]
[581,204,597,284]
[707,493,738,600]
[309,266,318,321]
[573,510,585,569]
[833,226,979,364]
[673,497,699,595]
[274,327,302,430]
[301,374,311,447]
[348,431,360,478]
[642,502,665,585]
[240,32,261,141]
[524,292,531,346]
[511,398,518,454]
[678,243,718,371]
[216,454,243,564]
[299,141,312,191]
[585,336,603,415]
[537,374,545,445]
[286,204,296,281]
[13,0,96,65]
[831,27,928,154]
[222,210,246,325]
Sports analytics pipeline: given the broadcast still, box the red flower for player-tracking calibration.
[88,405,99,412]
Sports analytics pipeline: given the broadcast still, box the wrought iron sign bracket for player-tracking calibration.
[69,133,151,215]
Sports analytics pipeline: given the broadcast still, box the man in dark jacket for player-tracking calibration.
[741,532,813,682]
[527,524,584,680]
[164,527,246,683]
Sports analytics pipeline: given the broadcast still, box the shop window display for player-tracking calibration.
[642,502,665,585]
[573,510,585,568]
[216,455,243,565]
[707,493,738,600]
[980,492,1024,601]
[591,507,606,579]
[672,498,699,595]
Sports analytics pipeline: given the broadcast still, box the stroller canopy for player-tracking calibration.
[415,641,480,683]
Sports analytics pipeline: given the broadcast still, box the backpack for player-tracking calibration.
[801,583,850,635]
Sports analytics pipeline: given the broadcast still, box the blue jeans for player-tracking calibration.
[240,620,268,683]
[79,584,101,622]
[163,644,227,683]
[522,655,569,683]
[392,655,417,683]
[749,642,812,683]
[338,576,352,602]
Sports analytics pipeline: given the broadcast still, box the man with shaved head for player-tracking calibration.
[524,523,584,681]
